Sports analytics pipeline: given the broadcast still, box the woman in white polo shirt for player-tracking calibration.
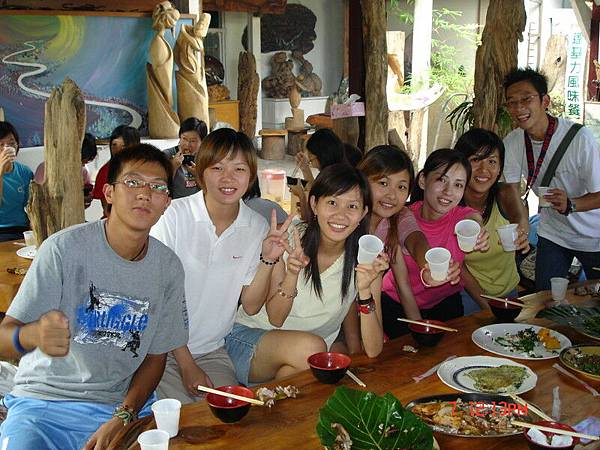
[226,164,388,386]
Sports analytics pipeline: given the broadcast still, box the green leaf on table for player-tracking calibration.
[316,386,434,450]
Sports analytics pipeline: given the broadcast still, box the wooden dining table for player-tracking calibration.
[0,239,32,313]
[113,281,600,450]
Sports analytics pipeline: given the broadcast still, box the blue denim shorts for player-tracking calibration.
[224,323,268,386]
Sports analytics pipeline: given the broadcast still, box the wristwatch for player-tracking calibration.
[562,198,576,216]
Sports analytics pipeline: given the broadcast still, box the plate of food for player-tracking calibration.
[559,345,600,381]
[437,356,537,395]
[16,245,36,260]
[406,393,542,437]
[538,305,600,341]
[472,324,571,360]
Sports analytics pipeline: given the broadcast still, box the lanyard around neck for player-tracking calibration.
[524,115,557,191]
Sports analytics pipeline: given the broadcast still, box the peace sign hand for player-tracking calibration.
[261,210,295,261]
[282,227,310,276]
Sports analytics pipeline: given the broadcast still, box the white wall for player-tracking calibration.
[221,1,344,101]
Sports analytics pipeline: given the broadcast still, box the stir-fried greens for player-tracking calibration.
[493,327,560,358]
[563,348,600,376]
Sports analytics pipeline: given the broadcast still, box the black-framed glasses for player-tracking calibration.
[113,177,170,196]
[504,94,543,110]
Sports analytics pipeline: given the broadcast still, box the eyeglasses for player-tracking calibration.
[113,177,170,196]
[504,94,543,110]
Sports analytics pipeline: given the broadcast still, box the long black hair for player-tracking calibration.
[305,128,345,169]
[455,128,505,224]
[301,163,371,301]
[410,148,471,204]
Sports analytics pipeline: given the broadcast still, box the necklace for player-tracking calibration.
[130,240,147,261]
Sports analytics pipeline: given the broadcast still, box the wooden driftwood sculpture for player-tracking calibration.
[174,12,211,127]
[237,51,259,138]
[28,79,86,246]
[262,52,295,98]
[147,1,180,138]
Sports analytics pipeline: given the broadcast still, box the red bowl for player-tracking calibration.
[307,352,351,384]
[408,320,446,347]
[523,421,580,450]
[206,385,255,423]
[489,297,523,322]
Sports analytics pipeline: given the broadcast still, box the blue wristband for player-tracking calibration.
[12,326,30,355]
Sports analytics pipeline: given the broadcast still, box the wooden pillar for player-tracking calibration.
[360,0,388,151]
[472,1,526,132]
[412,0,432,165]
[248,13,262,137]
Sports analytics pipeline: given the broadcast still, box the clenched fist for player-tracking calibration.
[37,310,70,356]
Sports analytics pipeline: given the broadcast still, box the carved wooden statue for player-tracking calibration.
[147,1,180,138]
[28,79,86,245]
[238,51,259,138]
[174,12,211,127]
[262,52,295,98]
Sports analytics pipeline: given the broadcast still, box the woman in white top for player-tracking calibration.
[226,164,388,385]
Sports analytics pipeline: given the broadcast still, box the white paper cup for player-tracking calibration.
[496,223,518,251]
[23,231,35,248]
[425,247,451,281]
[3,146,16,157]
[454,219,480,252]
[357,234,384,264]
[151,398,181,438]
[537,186,551,208]
[137,429,170,450]
[550,277,569,301]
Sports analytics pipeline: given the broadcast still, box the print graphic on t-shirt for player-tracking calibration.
[75,282,150,356]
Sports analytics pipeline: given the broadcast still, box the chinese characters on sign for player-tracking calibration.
[565,32,585,121]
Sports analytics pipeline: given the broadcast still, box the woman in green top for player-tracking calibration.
[455,128,529,314]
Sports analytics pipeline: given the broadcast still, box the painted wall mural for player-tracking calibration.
[0,15,188,146]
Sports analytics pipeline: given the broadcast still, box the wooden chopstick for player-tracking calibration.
[197,385,264,406]
[508,394,553,422]
[346,369,366,387]
[396,318,458,332]
[512,420,599,441]
[481,294,524,308]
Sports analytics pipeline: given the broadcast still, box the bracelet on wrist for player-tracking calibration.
[419,268,432,288]
[113,404,137,426]
[357,296,374,305]
[356,296,376,314]
[12,326,30,355]
[260,253,279,266]
[276,282,298,300]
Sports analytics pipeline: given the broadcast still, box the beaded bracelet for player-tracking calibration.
[260,253,279,266]
[113,404,137,425]
[12,326,30,355]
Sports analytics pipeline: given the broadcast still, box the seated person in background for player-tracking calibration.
[499,67,600,290]
[380,149,489,337]
[243,178,288,225]
[34,132,98,208]
[0,144,188,450]
[226,164,388,386]
[358,146,461,339]
[164,117,208,199]
[151,128,292,404]
[92,125,141,217]
[0,121,33,242]
[291,128,346,220]
[455,128,529,315]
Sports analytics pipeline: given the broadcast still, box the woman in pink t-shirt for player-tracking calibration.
[358,146,461,339]
[381,149,489,336]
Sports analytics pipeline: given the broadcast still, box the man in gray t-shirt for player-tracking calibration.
[0,144,188,450]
